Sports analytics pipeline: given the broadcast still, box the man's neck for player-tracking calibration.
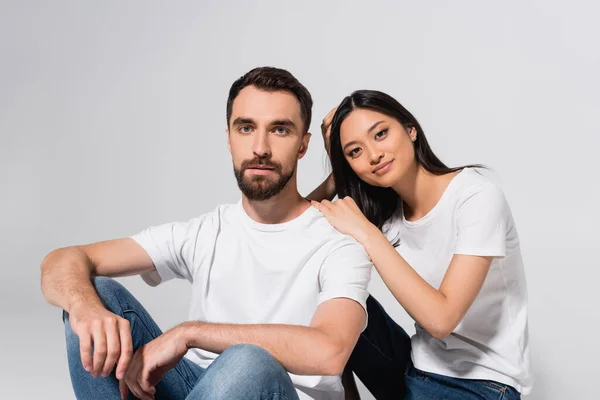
[241,184,310,225]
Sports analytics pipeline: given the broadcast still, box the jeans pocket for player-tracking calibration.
[476,379,509,398]
[407,367,430,382]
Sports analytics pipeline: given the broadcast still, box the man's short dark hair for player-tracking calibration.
[226,66,313,133]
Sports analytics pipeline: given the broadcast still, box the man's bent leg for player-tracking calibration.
[64,277,204,399]
[186,344,299,400]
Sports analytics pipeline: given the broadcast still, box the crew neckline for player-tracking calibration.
[236,199,318,232]
[402,168,470,227]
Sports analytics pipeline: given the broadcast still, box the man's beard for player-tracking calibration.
[233,156,295,201]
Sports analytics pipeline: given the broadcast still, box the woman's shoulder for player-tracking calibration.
[380,168,510,240]
[453,168,508,206]
[449,168,512,224]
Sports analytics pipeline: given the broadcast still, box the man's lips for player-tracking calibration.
[246,165,275,170]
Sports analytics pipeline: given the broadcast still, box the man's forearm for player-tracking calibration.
[41,247,103,312]
[180,321,349,376]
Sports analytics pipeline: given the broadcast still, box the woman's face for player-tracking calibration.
[339,108,417,188]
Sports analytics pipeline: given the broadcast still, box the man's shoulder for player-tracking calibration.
[307,209,369,256]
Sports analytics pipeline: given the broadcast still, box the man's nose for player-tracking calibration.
[251,131,271,158]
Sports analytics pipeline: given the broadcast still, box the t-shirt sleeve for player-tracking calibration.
[318,239,372,323]
[454,184,509,258]
[130,215,208,286]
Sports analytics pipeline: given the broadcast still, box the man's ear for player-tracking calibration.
[226,129,231,153]
[298,132,312,160]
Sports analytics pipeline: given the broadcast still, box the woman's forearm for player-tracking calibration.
[361,230,453,339]
[306,174,336,202]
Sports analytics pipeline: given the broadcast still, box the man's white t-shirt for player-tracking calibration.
[131,201,372,400]
[383,168,533,394]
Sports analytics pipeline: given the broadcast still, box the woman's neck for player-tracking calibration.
[392,165,459,222]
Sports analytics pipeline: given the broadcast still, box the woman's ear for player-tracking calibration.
[409,127,417,142]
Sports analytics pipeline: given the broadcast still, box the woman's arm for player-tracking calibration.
[306,173,336,202]
[362,230,491,339]
[311,197,492,339]
[306,107,338,202]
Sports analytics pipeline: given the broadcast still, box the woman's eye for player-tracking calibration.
[348,148,361,157]
[375,129,388,139]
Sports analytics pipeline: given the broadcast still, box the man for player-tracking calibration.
[41,66,372,400]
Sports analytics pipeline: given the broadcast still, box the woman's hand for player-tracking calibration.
[311,197,378,244]
[321,106,337,158]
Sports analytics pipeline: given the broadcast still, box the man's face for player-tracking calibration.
[228,85,310,201]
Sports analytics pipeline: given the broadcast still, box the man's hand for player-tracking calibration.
[69,305,133,379]
[123,325,189,400]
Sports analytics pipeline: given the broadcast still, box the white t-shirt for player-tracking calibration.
[131,201,372,400]
[383,168,533,394]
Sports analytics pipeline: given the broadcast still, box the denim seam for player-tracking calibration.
[479,380,506,393]
[359,333,394,363]
[264,390,289,400]
[121,309,197,391]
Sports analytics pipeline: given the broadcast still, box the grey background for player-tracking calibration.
[1,0,598,398]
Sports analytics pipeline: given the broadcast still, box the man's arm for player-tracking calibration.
[40,238,155,378]
[41,238,155,313]
[182,297,365,376]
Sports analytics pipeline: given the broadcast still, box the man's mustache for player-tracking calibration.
[240,157,282,173]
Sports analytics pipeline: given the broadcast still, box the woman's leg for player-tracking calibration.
[405,364,521,400]
[345,295,412,400]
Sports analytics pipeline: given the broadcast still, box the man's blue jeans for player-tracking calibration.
[63,277,299,400]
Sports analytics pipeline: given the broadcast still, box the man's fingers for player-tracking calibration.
[129,378,154,400]
[139,367,157,396]
[119,379,129,400]
[116,319,133,380]
[126,351,154,400]
[91,324,107,377]
[78,328,93,372]
[101,319,121,377]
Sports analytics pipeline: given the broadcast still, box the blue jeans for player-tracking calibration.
[63,277,299,400]
[347,296,521,400]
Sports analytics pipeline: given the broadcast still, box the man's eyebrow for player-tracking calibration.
[231,117,255,126]
[270,119,296,128]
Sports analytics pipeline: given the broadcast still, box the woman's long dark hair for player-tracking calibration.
[329,90,483,229]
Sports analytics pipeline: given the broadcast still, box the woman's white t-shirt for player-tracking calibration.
[383,168,533,394]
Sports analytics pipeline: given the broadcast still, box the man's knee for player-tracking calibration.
[196,344,290,398]
[62,277,130,333]
[221,343,279,369]
[91,276,129,303]
[219,344,290,386]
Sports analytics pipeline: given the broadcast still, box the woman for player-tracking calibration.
[308,90,532,399]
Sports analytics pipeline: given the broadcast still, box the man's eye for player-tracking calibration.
[275,127,289,135]
[239,126,252,133]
